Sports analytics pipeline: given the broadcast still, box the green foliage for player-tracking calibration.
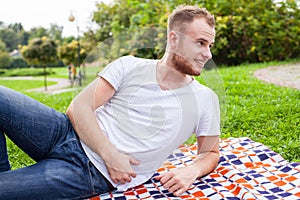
[0,40,7,51]
[1,0,298,66]
[0,22,63,55]
[28,27,49,41]
[0,22,29,50]
[48,24,63,43]
[21,37,58,66]
[0,28,19,52]
[0,51,12,68]
[90,0,170,59]
[89,0,300,65]
[58,40,87,66]
[9,58,28,69]
[212,0,300,65]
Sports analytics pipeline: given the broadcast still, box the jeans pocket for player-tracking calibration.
[87,160,116,195]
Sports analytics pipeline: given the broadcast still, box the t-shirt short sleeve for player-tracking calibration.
[195,89,221,137]
[98,56,133,91]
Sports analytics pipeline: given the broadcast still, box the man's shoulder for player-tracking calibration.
[116,56,156,74]
[191,80,212,92]
[118,55,154,64]
[191,81,218,99]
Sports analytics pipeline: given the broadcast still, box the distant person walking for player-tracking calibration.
[70,64,77,86]
[68,65,72,81]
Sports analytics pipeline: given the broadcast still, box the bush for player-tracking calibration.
[0,51,12,69]
[9,58,28,69]
[210,0,300,65]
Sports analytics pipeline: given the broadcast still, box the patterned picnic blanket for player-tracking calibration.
[91,137,300,200]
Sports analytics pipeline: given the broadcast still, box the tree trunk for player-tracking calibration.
[43,65,47,91]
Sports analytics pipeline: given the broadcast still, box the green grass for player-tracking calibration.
[0,68,55,77]
[189,60,300,162]
[0,80,56,92]
[220,63,299,162]
[2,60,300,169]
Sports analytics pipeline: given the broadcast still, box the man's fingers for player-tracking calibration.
[159,172,172,185]
[123,175,132,183]
[154,174,162,180]
[112,174,132,184]
[173,187,185,197]
[129,157,140,165]
[111,177,119,184]
[129,171,137,178]
[163,179,176,190]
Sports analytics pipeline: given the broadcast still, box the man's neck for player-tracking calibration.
[156,55,193,90]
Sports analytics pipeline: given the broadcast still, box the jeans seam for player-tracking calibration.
[87,161,96,194]
[5,118,48,158]
[0,92,48,158]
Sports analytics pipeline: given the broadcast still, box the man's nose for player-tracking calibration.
[202,46,212,60]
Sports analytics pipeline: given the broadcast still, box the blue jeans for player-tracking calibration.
[0,86,115,199]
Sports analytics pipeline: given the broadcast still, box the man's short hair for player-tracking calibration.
[168,5,215,32]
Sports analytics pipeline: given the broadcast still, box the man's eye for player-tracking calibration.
[197,41,204,45]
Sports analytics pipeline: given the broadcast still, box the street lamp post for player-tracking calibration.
[68,12,82,86]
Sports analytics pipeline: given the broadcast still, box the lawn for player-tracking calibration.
[0,79,56,92]
[2,60,300,169]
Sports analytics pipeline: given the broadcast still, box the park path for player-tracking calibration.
[254,63,300,90]
[0,76,74,94]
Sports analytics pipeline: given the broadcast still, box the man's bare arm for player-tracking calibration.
[155,135,220,196]
[66,77,139,184]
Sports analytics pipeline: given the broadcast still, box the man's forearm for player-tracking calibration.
[189,150,220,178]
[66,102,116,161]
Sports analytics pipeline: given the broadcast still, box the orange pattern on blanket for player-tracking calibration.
[90,137,300,200]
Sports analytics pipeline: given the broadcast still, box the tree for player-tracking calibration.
[8,23,24,33]
[20,37,57,91]
[0,38,12,69]
[28,27,49,41]
[18,30,30,46]
[58,40,87,66]
[0,51,11,69]
[58,39,88,86]
[0,28,19,52]
[0,23,29,50]
[90,0,168,60]
[48,23,63,42]
[0,40,6,52]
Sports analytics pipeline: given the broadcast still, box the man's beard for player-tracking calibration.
[172,53,201,76]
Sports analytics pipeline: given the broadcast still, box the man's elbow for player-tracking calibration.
[213,150,220,168]
[66,103,74,120]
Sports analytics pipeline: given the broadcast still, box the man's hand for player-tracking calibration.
[105,151,140,184]
[155,136,220,196]
[154,165,198,197]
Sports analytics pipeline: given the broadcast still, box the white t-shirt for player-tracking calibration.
[80,55,220,191]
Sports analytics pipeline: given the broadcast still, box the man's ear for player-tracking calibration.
[168,31,179,49]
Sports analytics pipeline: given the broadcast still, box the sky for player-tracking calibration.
[0,0,112,37]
